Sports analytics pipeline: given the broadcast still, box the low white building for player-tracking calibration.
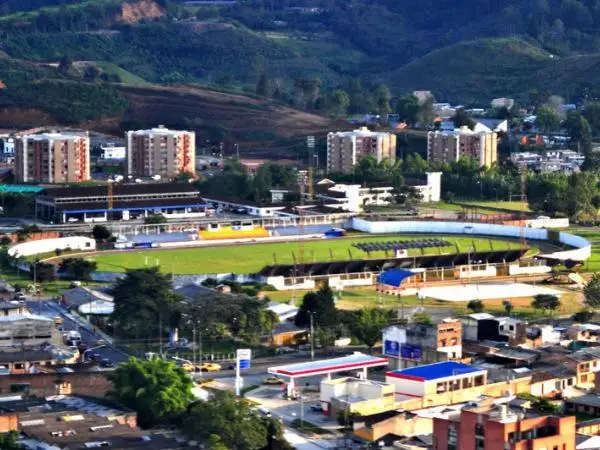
[99,143,126,160]
[385,361,487,400]
[8,236,96,258]
[314,173,441,213]
[266,302,299,322]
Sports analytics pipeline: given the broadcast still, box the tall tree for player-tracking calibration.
[417,96,436,125]
[373,84,391,116]
[467,300,484,313]
[0,431,21,450]
[573,309,594,323]
[58,54,72,74]
[503,300,514,317]
[295,285,337,328]
[111,267,182,339]
[396,94,420,125]
[584,273,600,309]
[453,108,475,129]
[535,105,560,132]
[564,110,592,154]
[184,391,283,450]
[584,101,600,136]
[92,224,111,241]
[567,171,598,219]
[58,258,97,281]
[256,73,269,97]
[329,89,350,117]
[107,357,193,428]
[531,294,561,314]
[350,308,391,352]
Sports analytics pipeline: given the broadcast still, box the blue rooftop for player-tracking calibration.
[377,269,417,287]
[0,184,43,193]
[388,361,483,381]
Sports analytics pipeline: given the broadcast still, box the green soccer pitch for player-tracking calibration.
[86,234,525,275]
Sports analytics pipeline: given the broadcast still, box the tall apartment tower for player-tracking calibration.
[327,127,396,173]
[126,126,195,179]
[427,127,497,168]
[15,132,90,183]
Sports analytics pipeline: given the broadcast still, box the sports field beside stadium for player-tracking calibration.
[87,234,525,275]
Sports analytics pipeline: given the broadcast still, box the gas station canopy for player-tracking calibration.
[268,352,388,379]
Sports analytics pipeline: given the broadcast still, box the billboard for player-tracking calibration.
[384,340,400,357]
[400,344,422,361]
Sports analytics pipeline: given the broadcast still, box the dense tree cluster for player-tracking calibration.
[107,357,194,428]
[110,268,279,346]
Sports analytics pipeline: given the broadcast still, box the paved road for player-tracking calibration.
[26,298,128,364]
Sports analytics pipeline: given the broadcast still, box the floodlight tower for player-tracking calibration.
[519,169,527,252]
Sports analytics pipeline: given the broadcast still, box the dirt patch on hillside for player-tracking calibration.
[118,84,350,139]
[0,106,55,129]
[120,0,165,24]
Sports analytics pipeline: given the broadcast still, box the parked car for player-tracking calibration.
[180,363,195,372]
[100,358,114,368]
[263,376,284,385]
[310,404,323,412]
[276,346,297,354]
[198,362,221,372]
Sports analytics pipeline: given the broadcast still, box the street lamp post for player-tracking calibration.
[309,311,315,361]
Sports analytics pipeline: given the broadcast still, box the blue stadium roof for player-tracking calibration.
[377,269,417,287]
[387,361,484,381]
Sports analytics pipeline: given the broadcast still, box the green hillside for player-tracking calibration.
[3,0,600,107]
[1,24,356,86]
[385,38,554,104]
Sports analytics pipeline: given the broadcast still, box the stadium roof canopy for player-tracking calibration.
[377,269,417,287]
[257,248,528,278]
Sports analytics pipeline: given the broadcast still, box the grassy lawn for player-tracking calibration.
[88,234,523,275]
[458,201,530,212]
[290,420,332,435]
[0,268,107,296]
[95,61,148,85]
[266,286,580,317]
[564,229,600,272]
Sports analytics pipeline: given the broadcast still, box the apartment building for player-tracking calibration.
[383,319,462,369]
[15,132,90,183]
[427,127,497,168]
[327,127,396,173]
[433,399,576,450]
[126,125,195,179]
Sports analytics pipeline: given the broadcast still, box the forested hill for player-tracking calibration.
[2,0,600,108]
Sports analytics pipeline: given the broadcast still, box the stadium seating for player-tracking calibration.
[199,226,270,240]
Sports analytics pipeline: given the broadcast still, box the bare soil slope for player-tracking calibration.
[118,84,349,138]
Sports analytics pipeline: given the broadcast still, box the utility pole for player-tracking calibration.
[310,312,314,361]
[198,328,203,378]
[192,323,196,368]
[158,311,163,358]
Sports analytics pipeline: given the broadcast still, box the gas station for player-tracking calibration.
[268,352,389,397]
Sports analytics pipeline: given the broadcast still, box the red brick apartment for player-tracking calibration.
[433,400,575,450]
